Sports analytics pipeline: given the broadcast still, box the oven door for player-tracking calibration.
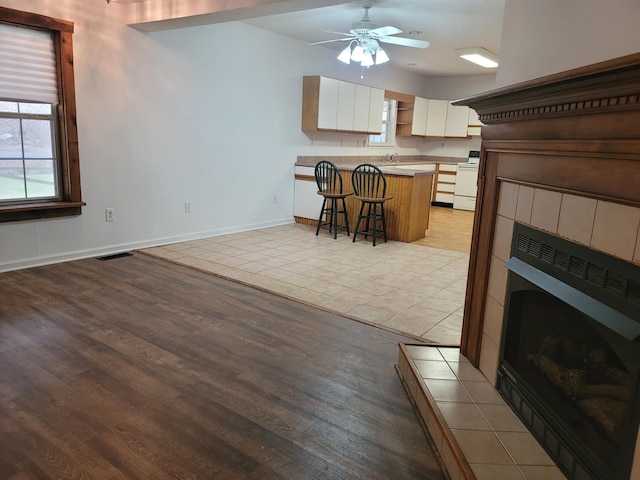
[453,163,479,210]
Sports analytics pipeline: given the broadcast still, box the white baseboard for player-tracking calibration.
[0,217,294,273]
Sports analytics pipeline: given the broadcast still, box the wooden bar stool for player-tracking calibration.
[351,163,393,246]
[314,161,353,239]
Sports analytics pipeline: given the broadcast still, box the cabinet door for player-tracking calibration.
[353,84,371,132]
[317,77,340,130]
[445,102,470,137]
[336,81,356,131]
[468,108,482,126]
[367,87,385,133]
[294,167,323,219]
[411,96,428,136]
[425,99,447,137]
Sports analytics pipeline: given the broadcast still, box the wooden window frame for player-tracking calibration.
[0,7,84,223]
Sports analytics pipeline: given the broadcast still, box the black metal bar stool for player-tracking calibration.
[314,161,353,239]
[351,163,393,246]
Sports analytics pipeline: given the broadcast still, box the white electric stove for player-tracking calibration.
[453,151,480,211]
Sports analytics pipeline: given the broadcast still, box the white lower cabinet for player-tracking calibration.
[294,166,322,220]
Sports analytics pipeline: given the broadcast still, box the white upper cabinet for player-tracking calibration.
[353,83,372,132]
[445,101,471,137]
[316,77,340,130]
[467,108,483,136]
[336,81,356,131]
[367,87,384,133]
[411,96,429,136]
[404,97,472,138]
[302,76,384,134]
[425,99,448,137]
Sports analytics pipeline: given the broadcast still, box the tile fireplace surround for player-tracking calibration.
[399,53,640,480]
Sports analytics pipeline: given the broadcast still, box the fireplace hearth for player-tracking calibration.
[499,223,640,480]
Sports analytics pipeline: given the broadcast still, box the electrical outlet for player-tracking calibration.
[184,201,192,213]
[105,208,115,222]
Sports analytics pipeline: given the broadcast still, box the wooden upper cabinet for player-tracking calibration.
[302,75,383,134]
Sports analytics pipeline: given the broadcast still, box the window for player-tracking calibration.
[368,98,397,147]
[0,7,83,222]
[0,102,60,203]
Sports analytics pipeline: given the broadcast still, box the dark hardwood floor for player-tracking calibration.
[0,253,444,479]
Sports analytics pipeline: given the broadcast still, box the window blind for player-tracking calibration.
[0,22,58,104]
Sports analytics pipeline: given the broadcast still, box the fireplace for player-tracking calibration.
[498,223,640,480]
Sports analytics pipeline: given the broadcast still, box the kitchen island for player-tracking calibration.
[294,158,437,243]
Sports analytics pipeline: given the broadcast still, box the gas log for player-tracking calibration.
[527,334,631,442]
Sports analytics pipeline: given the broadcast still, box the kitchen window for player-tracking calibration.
[0,7,83,223]
[368,98,397,147]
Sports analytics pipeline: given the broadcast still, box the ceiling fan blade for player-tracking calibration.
[378,36,430,49]
[369,25,402,37]
[317,29,356,37]
[310,37,354,45]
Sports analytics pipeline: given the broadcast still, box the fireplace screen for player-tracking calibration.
[498,223,640,480]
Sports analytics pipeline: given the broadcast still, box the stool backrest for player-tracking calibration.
[315,161,344,194]
[352,163,387,199]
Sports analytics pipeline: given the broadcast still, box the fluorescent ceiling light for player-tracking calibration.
[456,47,498,68]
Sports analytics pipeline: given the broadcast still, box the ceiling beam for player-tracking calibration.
[123,0,353,33]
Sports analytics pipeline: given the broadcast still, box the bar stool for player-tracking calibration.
[314,161,352,239]
[351,163,393,246]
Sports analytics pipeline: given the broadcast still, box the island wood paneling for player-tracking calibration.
[311,170,433,243]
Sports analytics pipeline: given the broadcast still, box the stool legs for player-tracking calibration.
[353,201,387,246]
[315,197,327,236]
[316,196,350,239]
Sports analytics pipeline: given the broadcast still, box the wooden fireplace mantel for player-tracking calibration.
[453,52,640,365]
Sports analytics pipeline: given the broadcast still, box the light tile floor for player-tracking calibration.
[401,344,568,480]
[141,222,470,344]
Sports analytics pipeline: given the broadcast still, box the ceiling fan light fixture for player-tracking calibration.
[337,45,352,64]
[350,44,365,62]
[361,53,374,67]
[456,47,499,68]
[375,48,389,65]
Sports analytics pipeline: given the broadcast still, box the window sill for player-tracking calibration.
[0,201,86,223]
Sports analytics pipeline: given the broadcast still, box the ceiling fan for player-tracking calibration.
[311,0,430,67]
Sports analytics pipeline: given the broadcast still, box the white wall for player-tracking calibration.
[497,0,640,87]
[0,0,492,271]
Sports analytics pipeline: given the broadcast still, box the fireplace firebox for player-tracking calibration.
[498,223,640,480]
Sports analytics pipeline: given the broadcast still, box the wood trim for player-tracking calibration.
[0,6,74,32]
[0,8,82,223]
[456,52,640,367]
[294,174,315,182]
[301,75,320,132]
[384,90,415,103]
[460,150,498,363]
[454,52,640,123]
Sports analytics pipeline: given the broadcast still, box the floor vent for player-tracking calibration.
[96,252,133,261]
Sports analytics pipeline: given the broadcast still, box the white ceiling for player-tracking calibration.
[243,0,505,77]
[116,0,504,78]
